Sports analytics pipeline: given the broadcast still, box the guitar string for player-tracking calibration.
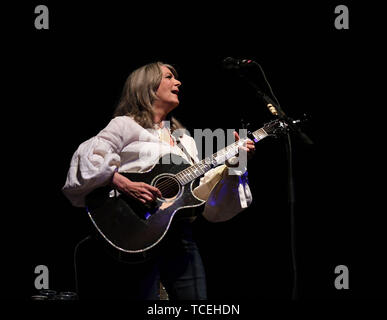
[151,127,273,195]
[154,161,209,193]
[154,140,240,192]
[152,136,257,194]
[156,128,274,195]
[153,140,244,195]
[152,161,211,195]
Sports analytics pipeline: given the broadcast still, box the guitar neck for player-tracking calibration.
[175,127,269,185]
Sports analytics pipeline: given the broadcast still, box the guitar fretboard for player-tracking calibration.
[175,127,269,185]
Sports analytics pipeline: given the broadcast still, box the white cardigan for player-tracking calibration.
[62,116,252,222]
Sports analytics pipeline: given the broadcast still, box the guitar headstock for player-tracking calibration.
[262,119,288,137]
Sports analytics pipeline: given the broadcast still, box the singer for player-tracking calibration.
[62,61,256,300]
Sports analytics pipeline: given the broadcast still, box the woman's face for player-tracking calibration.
[154,65,181,111]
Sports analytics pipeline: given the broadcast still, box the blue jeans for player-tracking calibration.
[76,219,207,300]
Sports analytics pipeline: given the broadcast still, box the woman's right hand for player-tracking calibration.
[112,172,162,204]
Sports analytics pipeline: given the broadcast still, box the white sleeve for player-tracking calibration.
[201,166,252,222]
[62,116,133,207]
[185,134,253,222]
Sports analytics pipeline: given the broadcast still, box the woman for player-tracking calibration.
[63,61,255,300]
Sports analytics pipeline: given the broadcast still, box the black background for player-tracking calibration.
[4,1,386,303]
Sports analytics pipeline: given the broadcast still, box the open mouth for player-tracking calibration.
[171,90,179,95]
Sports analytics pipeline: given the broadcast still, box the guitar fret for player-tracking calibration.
[180,171,190,184]
[197,164,206,175]
[192,165,202,176]
[175,120,279,185]
[187,168,195,180]
[252,128,268,142]
[175,173,186,184]
[182,170,189,181]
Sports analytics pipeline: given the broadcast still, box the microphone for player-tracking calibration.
[222,57,260,69]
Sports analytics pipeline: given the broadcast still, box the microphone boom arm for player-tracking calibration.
[245,78,314,145]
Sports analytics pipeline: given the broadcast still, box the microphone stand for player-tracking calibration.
[244,79,314,145]
[241,73,314,301]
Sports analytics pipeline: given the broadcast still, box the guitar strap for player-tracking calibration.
[174,134,200,222]
[175,135,197,165]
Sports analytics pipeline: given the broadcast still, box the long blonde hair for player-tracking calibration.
[114,61,183,131]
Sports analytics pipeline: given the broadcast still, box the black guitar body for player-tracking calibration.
[86,153,204,255]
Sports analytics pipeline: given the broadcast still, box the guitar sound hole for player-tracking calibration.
[154,176,180,199]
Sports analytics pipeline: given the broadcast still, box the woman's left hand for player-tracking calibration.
[234,131,256,161]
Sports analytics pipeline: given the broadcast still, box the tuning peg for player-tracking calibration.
[302,113,311,122]
[240,118,251,129]
[292,113,311,125]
